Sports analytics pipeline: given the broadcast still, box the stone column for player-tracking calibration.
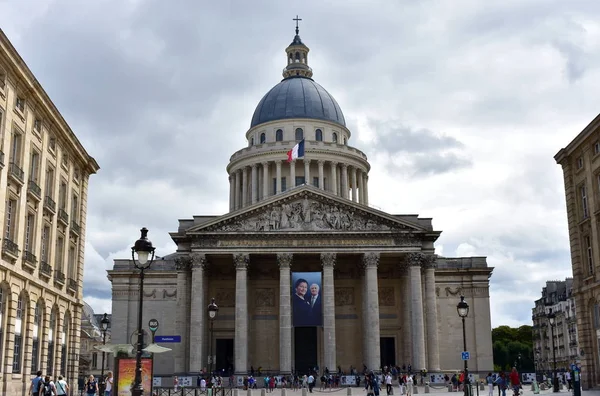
[278,253,293,374]
[234,170,241,210]
[363,252,381,371]
[318,160,325,190]
[304,159,310,185]
[322,253,337,372]
[363,174,369,205]
[189,254,207,373]
[330,162,338,195]
[424,255,440,371]
[174,256,191,373]
[407,253,426,371]
[341,164,348,199]
[251,164,258,204]
[358,170,364,204]
[262,162,269,199]
[242,167,248,207]
[229,175,234,212]
[290,160,296,188]
[401,269,412,366]
[351,167,358,202]
[276,160,282,194]
[234,253,249,374]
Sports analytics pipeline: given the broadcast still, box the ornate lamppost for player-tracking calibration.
[130,228,156,396]
[99,313,110,395]
[548,309,559,393]
[208,298,219,377]
[457,296,470,396]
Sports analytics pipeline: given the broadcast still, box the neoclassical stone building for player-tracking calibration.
[109,27,493,378]
[0,29,99,395]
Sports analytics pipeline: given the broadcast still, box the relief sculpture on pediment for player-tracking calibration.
[215,288,235,307]
[255,288,275,308]
[211,196,402,232]
[335,287,355,306]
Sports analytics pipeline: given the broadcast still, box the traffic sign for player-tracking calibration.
[461,351,470,360]
[154,335,181,343]
[148,318,159,332]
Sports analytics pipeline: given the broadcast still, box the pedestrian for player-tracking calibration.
[486,372,493,396]
[494,373,506,396]
[41,376,57,396]
[55,375,69,396]
[406,374,413,396]
[85,375,98,396]
[29,371,44,396]
[308,373,315,393]
[104,372,113,396]
[386,372,393,395]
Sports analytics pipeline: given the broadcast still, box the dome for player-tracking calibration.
[250,76,346,128]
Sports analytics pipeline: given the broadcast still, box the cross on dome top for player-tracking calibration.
[283,15,313,79]
[293,15,302,35]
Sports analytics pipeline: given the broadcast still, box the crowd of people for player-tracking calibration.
[28,370,113,396]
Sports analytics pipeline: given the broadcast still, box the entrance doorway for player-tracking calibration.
[294,327,317,374]
[380,337,396,368]
[216,338,234,374]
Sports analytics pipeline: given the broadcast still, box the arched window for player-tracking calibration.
[315,129,323,141]
[332,133,338,143]
[250,137,254,146]
[47,308,56,375]
[276,129,283,142]
[0,287,4,369]
[295,128,304,141]
[260,133,266,144]
[13,293,25,373]
[61,312,69,376]
[295,52,300,61]
[344,137,347,145]
[31,301,43,373]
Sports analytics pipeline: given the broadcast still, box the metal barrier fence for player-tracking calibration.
[154,388,234,396]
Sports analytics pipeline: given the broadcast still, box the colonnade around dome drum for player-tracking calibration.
[228,158,369,211]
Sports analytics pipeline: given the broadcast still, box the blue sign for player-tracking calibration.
[461,351,470,360]
[154,335,181,343]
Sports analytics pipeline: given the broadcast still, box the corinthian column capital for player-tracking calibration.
[406,252,425,267]
[190,253,207,270]
[174,256,192,271]
[321,253,336,268]
[362,252,380,269]
[233,253,249,269]
[277,253,293,269]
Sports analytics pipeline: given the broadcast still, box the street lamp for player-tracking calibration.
[99,313,110,395]
[130,228,156,396]
[548,309,559,393]
[208,298,219,378]
[457,296,470,396]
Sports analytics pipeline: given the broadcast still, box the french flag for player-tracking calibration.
[287,139,305,162]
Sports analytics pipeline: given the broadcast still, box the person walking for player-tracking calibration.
[104,372,113,396]
[55,376,69,396]
[29,371,44,396]
[85,375,98,396]
[494,372,507,396]
[385,372,393,395]
[486,373,494,396]
[406,374,413,396]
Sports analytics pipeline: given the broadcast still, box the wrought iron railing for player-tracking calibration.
[23,250,37,266]
[9,162,24,183]
[44,196,56,213]
[71,220,81,235]
[28,180,42,199]
[68,278,77,290]
[40,261,52,277]
[0,150,4,168]
[54,270,65,283]
[58,209,69,225]
[2,238,19,256]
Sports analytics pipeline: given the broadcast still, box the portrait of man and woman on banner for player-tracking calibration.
[292,272,323,327]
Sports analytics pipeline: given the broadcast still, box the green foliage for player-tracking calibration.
[492,325,534,371]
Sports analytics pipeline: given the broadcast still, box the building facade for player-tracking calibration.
[555,113,600,389]
[109,27,493,379]
[532,279,578,374]
[79,303,111,382]
[0,30,99,396]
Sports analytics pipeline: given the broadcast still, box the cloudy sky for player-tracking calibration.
[2,0,598,327]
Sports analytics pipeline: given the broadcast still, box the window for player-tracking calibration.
[577,157,584,169]
[10,129,22,166]
[60,316,68,375]
[5,198,16,241]
[71,193,79,223]
[0,70,5,91]
[332,133,338,143]
[29,150,40,182]
[61,152,69,170]
[92,352,98,369]
[344,137,347,145]
[295,176,305,186]
[281,177,287,192]
[24,213,35,252]
[46,166,55,198]
[586,235,594,275]
[42,225,50,263]
[295,128,304,141]
[49,136,56,152]
[15,97,25,113]
[276,129,283,141]
[33,119,42,135]
[315,129,323,141]
[313,176,319,188]
[59,180,67,210]
[73,167,80,183]
[68,245,76,279]
[56,236,64,272]
[31,303,42,373]
[581,185,589,218]
[250,137,254,146]
[0,288,4,368]
[595,142,600,155]
[260,133,266,144]
[13,294,24,373]
[47,311,56,375]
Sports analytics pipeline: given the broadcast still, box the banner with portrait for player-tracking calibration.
[292,272,322,327]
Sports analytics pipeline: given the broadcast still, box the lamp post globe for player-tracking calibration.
[547,308,559,393]
[131,228,156,396]
[208,298,219,378]
[99,313,110,395]
[457,296,470,396]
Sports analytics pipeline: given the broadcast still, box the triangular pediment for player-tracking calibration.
[186,186,429,234]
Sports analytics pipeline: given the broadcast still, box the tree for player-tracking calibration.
[492,326,534,372]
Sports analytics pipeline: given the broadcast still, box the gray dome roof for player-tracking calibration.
[251,76,346,128]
